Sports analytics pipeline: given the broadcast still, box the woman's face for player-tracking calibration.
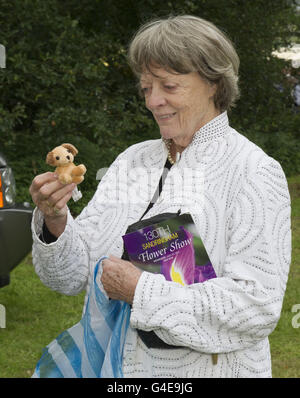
[140,66,220,148]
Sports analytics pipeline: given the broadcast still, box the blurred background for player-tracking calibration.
[0,0,299,378]
[0,0,300,213]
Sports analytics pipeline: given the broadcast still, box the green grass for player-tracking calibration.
[0,255,85,378]
[268,175,300,378]
[0,176,299,378]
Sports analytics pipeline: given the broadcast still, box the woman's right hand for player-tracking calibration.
[29,172,76,237]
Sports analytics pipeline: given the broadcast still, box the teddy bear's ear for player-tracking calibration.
[62,143,78,156]
[46,151,55,166]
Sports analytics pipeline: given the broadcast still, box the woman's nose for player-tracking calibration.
[146,87,167,110]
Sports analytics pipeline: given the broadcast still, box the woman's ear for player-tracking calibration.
[209,82,218,98]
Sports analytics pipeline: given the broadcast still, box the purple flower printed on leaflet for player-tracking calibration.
[161,227,195,285]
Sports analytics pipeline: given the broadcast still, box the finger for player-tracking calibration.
[108,255,130,266]
[38,179,70,202]
[47,183,75,207]
[107,257,122,266]
[102,258,113,269]
[30,172,58,193]
[108,255,120,261]
[53,189,74,212]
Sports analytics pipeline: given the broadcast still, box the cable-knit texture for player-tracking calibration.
[31,112,291,378]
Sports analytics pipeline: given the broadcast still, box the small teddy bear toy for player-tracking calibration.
[46,143,86,201]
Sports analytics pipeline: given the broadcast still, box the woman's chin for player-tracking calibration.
[159,128,175,141]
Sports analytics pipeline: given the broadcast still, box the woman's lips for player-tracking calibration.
[155,112,177,122]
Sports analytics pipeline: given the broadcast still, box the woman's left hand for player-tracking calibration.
[101,255,142,304]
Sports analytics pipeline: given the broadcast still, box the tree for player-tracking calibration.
[0,0,299,211]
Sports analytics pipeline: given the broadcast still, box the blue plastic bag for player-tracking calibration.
[32,257,131,378]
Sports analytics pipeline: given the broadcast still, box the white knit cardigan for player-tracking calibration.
[31,112,291,378]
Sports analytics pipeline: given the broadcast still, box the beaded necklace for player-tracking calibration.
[164,139,180,165]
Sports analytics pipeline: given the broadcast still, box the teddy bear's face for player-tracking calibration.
[46,146,75,167]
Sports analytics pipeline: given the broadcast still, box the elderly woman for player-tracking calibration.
[30,15,291,378]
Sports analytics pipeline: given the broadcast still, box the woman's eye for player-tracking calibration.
[141,87,149,94]
[165,85,176,90]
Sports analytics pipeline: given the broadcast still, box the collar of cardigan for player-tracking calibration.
[163,111,229,151]
[191,111,229,145]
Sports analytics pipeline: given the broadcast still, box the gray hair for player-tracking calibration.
[128,15,240,111]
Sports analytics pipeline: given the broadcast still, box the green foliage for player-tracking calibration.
[0,0,300,212]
